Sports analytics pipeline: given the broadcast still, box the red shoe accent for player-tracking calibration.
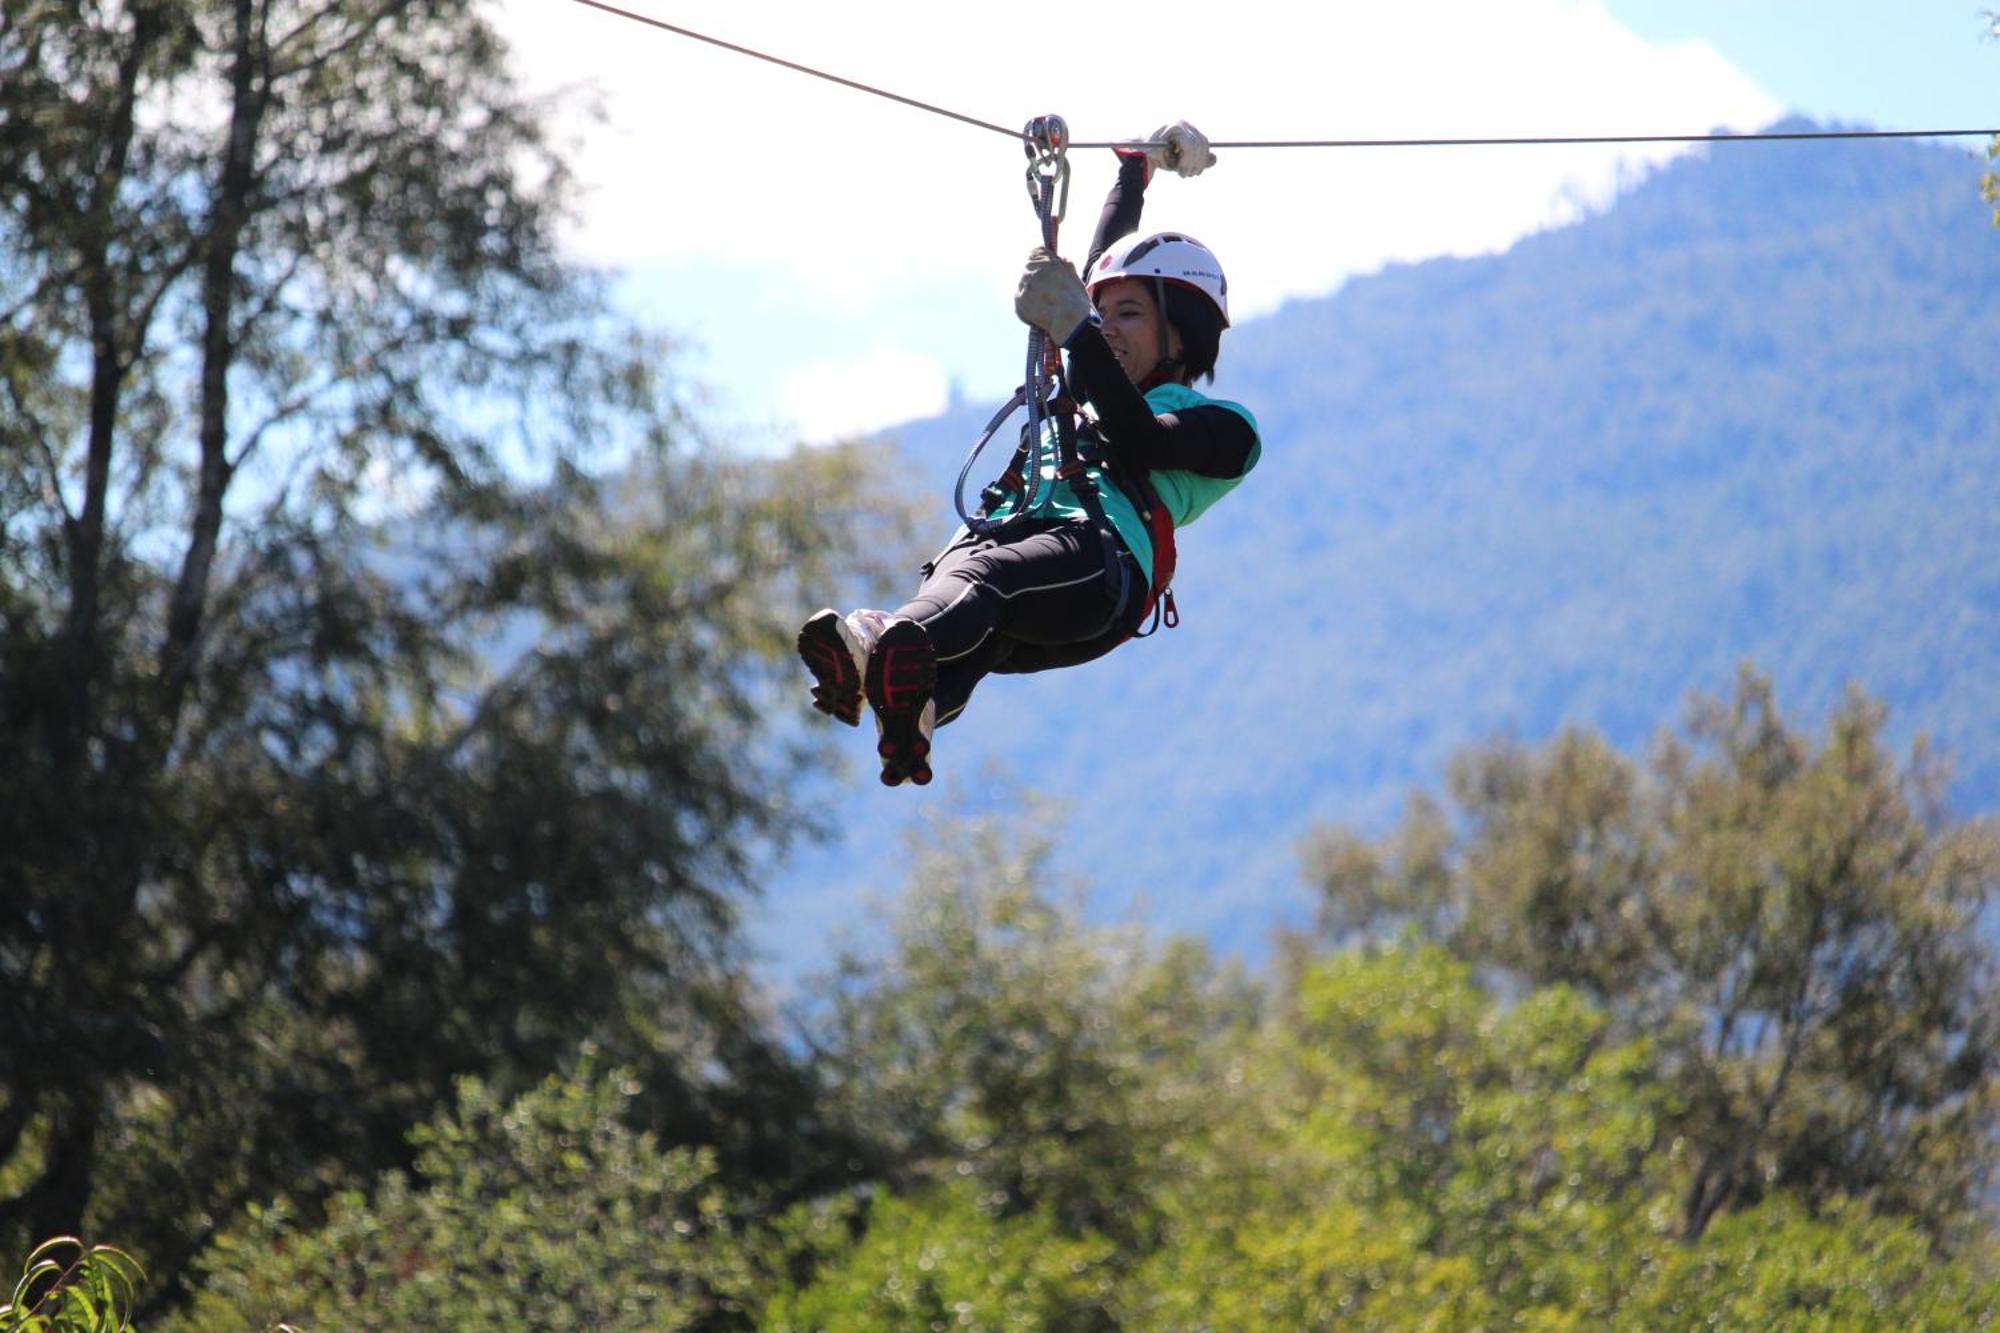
[865,619,936,788]
[796,610,862,727]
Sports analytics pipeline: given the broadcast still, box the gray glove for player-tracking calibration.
[1146,120,1216,178]
[1014,246,1092,344]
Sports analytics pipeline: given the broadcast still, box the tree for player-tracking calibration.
[802,802,1260,1252]
[1,0,901,1304]
[1119,943,1998,1330]
[1621,1198,1998,1331]
[754,787,1994,1326]
[760,1183,1121,1333]
[163,1059,757,1332]
[1118,945,1679,1330]
[773,903,1998,1328]
[1304,668,1999,1242]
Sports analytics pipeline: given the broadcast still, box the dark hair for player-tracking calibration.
[1160,283,1225,384]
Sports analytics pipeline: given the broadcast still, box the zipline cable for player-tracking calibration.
[564,0,1020,141]
[1197,128,2000,149]
[565,0,2000,151]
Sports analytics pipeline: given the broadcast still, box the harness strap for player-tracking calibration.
[980,403,1180,641]
[1073,420,1178,639]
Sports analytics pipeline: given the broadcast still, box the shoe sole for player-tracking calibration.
[796,610,862,727]
[864,618,936,787]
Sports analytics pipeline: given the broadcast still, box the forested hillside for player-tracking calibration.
[762,121,2000,967]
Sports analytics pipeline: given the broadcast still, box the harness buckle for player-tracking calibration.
[1057,463,1098,498]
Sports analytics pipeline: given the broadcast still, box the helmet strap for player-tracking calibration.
[1143,276,1185,390]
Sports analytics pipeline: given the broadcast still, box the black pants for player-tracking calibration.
[893,519,1145,725]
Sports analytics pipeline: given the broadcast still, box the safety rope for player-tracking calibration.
[564,1,2000,152]
[944,118,1168,637]
[952,116,1072,536]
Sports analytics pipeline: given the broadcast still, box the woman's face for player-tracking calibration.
[1092,278,1182,385]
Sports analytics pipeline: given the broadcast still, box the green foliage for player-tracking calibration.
[761,1184,1120,1332]
[805,803,1259,1250]
[1118,945,1681,1330]
[162,1059,755,1332]
[774,911,1997,1329]
[760,725,1996,1328]
[143,746,1995,1328]
[1623,1199,1999,1331]
[1305,669,2000,1241]
[1,0,905,1299]
[1,1238,143,1332]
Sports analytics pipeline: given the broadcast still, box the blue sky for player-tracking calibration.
[1604,1,1996,129]
[503,1,1996,445]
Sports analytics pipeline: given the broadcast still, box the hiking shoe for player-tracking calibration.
[797,608,880,727]
[864,616,937,786]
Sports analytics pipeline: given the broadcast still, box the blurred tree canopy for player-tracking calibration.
[0,0,905,1307]
[160,679,1998,1328]
[802,806,1262,1253]
[1302,667,1999,1244]
[160,1057,760,1332]
[756,703,1998,1327]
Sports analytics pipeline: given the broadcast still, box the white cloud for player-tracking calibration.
[776,344,950,445]
[497,0,1782,432]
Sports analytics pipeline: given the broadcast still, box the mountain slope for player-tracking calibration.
[753,124,2000,974]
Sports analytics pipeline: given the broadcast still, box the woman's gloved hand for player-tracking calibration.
[1014,246,1093,344]
[1145,120,1216,177]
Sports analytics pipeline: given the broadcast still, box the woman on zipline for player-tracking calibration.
[798,120,1261,785]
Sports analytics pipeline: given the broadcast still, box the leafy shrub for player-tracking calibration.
[1,1238,144,1332]
[165,1058,754,1332]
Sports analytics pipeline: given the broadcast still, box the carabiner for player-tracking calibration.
[1022,114,1070,227]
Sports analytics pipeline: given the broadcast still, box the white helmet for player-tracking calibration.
[1085,231,1229,326]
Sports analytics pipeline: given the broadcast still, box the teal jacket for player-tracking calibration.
[994,382,1260,584]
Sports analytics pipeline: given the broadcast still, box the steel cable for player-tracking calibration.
[565,1,1999,151]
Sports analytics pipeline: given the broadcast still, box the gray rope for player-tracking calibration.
[566,1,1998,152]
[1163,127,2000,150]
[566,0,1020,140]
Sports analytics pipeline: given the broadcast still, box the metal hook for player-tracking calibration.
[1023,154,1070,228]
[1021,114,1071,228]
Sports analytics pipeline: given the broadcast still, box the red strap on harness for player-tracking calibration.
[1067,417,1179,640]
[1115,485,1177,641]
[1142,500,1177,620]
